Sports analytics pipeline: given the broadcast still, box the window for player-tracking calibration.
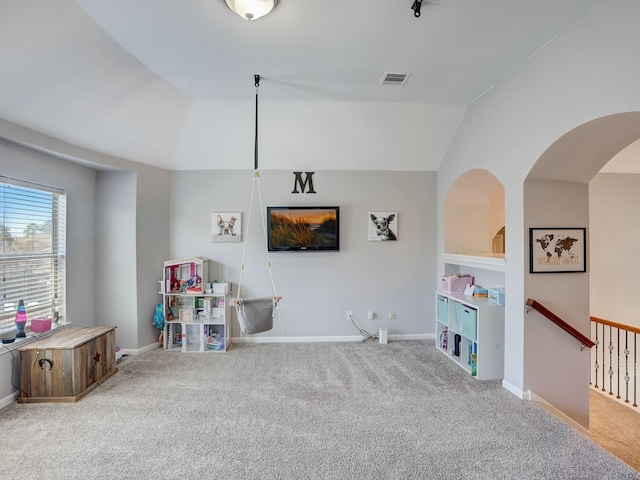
[0,176,66,333]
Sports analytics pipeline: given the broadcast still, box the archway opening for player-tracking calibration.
[523,111,640,429]
[445,168,504,257]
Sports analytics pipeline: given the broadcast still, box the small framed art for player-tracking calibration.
[529,227,586,273]
[212,213,242,243]
[368,212,398,241]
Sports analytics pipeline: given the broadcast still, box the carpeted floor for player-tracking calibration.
[590,389,640,471]
[1,340,638,480]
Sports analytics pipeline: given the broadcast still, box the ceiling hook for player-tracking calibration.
[411,0,422,18]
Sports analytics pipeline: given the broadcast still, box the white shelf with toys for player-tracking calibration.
[435,290,505,380]
[160,257,232,353]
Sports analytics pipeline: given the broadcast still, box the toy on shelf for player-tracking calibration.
[185,275,203,294]
[161,257,230,353]
[170,280,181,293]
[15,299,27,338]
[153,303,165,347]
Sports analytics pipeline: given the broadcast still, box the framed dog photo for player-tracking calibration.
[529,227,586,273]
[212,212,242,243]
[368,212,398,241]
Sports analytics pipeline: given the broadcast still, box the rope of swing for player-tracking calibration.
[236,75,279,306]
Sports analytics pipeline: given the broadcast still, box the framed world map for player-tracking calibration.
[529,227,586,273]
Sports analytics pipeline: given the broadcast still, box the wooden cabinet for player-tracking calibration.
[436,291,504,380]
[18,326,117,402]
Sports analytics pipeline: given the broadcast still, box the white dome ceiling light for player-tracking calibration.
[222,0,277,21]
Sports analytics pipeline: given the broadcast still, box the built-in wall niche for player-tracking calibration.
[445,169,505,259]
[492,226,505,254]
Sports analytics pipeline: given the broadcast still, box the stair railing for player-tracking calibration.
[590,316,638,408]
[525,299,638,409]
[525,298,595,349]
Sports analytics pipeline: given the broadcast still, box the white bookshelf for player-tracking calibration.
[435,291,505,380]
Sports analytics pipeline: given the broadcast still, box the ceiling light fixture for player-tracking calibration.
[223,0,277,21]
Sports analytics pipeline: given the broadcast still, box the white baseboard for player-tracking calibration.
[119,342,159,356]
[0,390,19,410]
[529,390,590,437]
[394,333,434,340]
[502,379,529,399]
[500,383,590,436]
[232,333,434,344]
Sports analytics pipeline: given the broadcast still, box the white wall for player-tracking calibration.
[523,181,591,428]
[95,168,171,351]
[0,139,98,326]
[175,100,465,172]
[437,0,640,427]
[590,173,640,328]
[0,139,97,402]
[95,171,138,349]
[135,169,171,348]
[2,0,640,425]
[0,120,172,404]
[169,170,436,339]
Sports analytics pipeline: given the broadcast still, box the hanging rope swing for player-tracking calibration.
[232,75,282,335]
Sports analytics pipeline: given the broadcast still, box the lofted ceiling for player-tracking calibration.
[1,0,635,172]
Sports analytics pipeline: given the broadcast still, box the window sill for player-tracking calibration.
[0,322,72,356]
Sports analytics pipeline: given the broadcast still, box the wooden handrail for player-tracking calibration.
[591,316,640,336]
[526,299,596,348]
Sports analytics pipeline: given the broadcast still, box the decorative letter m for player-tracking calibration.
[292,171,316,194]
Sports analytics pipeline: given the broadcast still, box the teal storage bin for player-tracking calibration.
[437,296,449,325]
[455,302,478,342]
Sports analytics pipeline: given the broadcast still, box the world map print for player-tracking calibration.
[534,233,580,267]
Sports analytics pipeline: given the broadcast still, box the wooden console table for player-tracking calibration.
[18,326,118,403]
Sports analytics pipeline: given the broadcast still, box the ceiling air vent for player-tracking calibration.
[380,72,411,86]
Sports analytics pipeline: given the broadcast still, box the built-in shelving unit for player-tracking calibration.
[439,171,506,378]
[435,291,505,380]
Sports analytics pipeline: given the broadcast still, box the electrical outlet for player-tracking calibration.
[347,310,353,320]
[368,310,375,320]
[389,310,396,320]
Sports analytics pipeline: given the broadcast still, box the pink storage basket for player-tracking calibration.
[441,275,474,293]
[30,317,52,333]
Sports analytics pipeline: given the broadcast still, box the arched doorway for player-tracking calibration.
[523,112,640,429]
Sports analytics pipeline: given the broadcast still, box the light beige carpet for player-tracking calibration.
[1,340,639,480]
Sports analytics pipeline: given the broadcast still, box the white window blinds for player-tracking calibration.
[0,176,66,332]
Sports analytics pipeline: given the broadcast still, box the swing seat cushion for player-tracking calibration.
[235,297,275,334]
